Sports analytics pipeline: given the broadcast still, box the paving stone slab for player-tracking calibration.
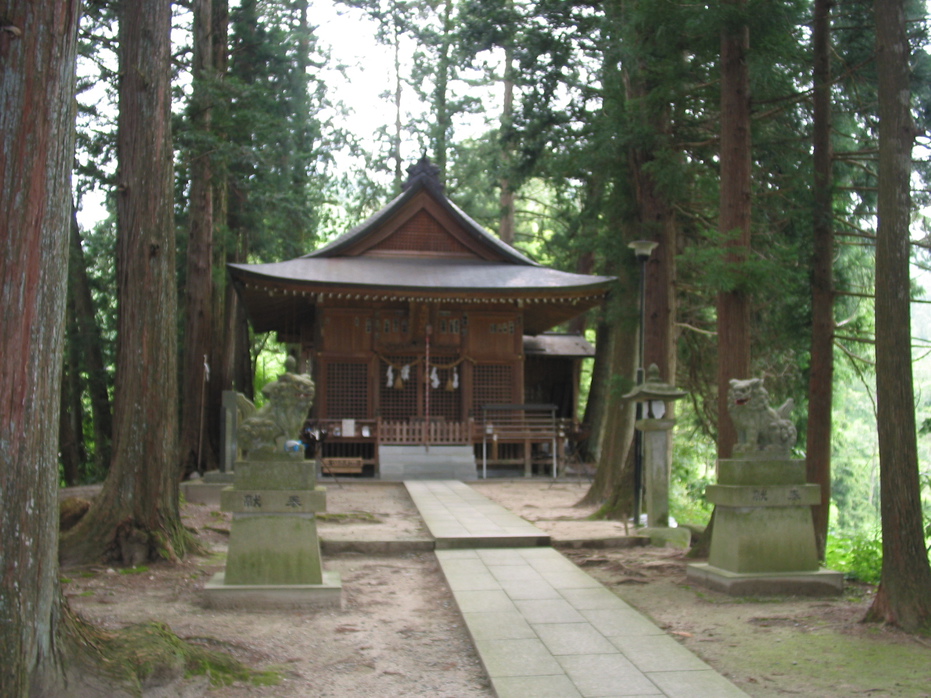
[405,480,551,547]
[433,545,751,697]
[416,482,749,698]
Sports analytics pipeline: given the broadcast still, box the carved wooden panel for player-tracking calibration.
[466,312,521,359]
[322,309,372,354]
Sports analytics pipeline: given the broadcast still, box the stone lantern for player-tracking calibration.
[623,364,687,530]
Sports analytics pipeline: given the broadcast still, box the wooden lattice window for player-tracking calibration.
[379,356,418,420]
[325,361,369,419]
[428,358,462,421]
[379,355,463,421]
[472,364,514,414]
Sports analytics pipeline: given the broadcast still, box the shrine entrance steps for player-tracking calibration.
[378,445,477,481]
[405,480,748,698]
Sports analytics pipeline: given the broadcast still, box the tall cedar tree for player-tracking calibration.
[180,0,217,476]
[807,0,834,558]
[0,1,112,693]
[865,0,931,632]
[577,0,641,513]
[61,0,192,566]
[716,0,753,459]
[67,203,114,480]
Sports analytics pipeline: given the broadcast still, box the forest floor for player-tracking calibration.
[60,480,931,697]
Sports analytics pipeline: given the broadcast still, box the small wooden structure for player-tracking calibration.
[228,159,612,478]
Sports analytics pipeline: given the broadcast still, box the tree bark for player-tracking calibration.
[581,319,612,461]
[0,1,92,693]
[59,303,85,486]
[61,0,190,567]
[180,0,216,478]
[865,0,931,633]
[806,0,834,559]
[716,0,753,459]
[578,257,640,510]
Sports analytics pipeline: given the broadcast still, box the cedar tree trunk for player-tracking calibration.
[0,1,99,693]
[180,0,216,477]
[61,0,190,567]
[578,258,641,511]
[69,203,113,475]
[716,0,753,458]
[806,0,834,559]
[865,0,931,632]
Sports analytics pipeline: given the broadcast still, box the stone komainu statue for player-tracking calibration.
[238,369,316,457]
[727,378,797,457]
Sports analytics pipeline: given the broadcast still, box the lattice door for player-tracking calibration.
[325,361,369,419]
[379,355,419,421]
[472,364,515,415]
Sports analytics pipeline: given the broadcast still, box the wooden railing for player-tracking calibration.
[378,418,473,445]
[305,413,575,478]
[479,404,566,478]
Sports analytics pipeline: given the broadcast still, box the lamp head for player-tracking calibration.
[628,240,658,261]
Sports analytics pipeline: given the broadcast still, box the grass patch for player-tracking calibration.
[119,565,150,575]
[202,552,227,566]
[101,622,281,690]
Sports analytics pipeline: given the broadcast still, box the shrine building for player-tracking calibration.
[228,160,614,479]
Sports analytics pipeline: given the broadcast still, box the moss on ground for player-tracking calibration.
[99,621,281,691]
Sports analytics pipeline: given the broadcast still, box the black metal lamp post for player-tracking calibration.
[628,240,658,524]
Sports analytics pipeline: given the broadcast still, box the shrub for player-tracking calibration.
[825,531,882,584]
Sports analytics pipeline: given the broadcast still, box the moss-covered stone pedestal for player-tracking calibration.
[202,457,342,609]
[686,458,843,596]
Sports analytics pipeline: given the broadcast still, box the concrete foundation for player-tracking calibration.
[378,445,476,480]
[202,570,343,610]
[686,563,844,596]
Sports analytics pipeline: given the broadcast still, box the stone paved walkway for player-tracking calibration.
[405,479,551,548]
[406,480,749,698]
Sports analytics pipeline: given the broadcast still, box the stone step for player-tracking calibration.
[379,445,477,481]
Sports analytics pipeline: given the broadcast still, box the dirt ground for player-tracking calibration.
[61,480,931,697]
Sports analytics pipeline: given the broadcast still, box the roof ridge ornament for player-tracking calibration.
[403,155,444,193]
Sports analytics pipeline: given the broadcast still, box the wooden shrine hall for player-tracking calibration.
[228,159,614,479]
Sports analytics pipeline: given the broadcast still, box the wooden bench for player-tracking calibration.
[321,458,364,475]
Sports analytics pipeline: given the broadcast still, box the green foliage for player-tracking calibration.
[252,339,291,406]
[669,402,716,527]
[825,531,883,584]
[208,0,332,262]
[832,345,881,536]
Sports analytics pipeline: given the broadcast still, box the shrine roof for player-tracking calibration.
[523,333,596,358]
[228,158,615,335]
[229,256,612,294]
[305,173,536,266]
